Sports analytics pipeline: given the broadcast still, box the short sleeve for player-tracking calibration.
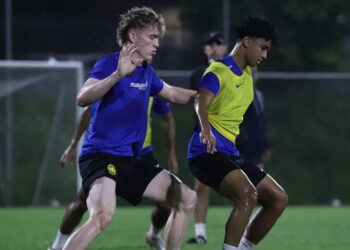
[149,69,164,96]
[199,72,220,96]
[88,54,116,80]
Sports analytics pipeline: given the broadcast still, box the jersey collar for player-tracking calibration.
[219,55,243,76]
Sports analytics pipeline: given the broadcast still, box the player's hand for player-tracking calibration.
[200,129,217,154]
[168,150,179,174]
[116,43,143,77]
[60,143,77,168]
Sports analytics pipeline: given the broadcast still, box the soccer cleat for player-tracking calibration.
[187,235,207,244]
[145,233,164,250]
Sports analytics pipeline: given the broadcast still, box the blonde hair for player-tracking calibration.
[116,6,166,47]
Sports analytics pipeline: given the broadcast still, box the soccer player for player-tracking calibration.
[48,97,177,250]
[62,7,197,250]
[188,32,227,244]
[187,16,288,250]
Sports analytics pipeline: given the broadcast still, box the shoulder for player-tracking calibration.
[89,52,119,80]
[204,62,228,80]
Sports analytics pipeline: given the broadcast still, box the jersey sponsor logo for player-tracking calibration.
[107,164,117,176]
[130,81,148,90]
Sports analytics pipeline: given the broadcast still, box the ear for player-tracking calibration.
[128,30,137,44]
[242,36,250,48]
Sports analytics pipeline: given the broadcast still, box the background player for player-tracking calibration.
[188,31,227,244]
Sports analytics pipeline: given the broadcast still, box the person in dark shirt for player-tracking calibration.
[190,32,228,91]
[236,69,271,170]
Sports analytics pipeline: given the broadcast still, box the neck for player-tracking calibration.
[229,43,247,70]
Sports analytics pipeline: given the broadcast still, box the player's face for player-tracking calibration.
[211,43,228,60]
[246,38,272,67]
[203,45,213,59]
[134,25,160,62]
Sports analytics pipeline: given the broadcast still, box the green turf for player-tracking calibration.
[0,206,349,249]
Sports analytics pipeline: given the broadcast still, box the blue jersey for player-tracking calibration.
[80,52,164,157]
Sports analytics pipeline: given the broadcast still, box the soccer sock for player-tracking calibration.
[51,230,70,249]
[239,237,256,250]
[223,243,239,250]
[148,224,161,237]
[194,223,206,238]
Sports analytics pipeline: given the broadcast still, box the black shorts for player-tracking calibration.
[189,152,266,192]
[79,152,163,205]
[139,151,159,167]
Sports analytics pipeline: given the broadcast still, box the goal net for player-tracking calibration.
[0,60,84,206]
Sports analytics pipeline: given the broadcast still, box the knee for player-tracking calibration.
[91,209,113,231]
[273,191,288,214]
[181,189,197,213]
[237,186,258,209]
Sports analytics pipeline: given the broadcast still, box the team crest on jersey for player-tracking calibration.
[130,81,148,90]
[107,164,117,176]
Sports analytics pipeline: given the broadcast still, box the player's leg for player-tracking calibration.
[189,153,257,249]
[63,177,116,250]
[49,190,87,250]
[145,203,171,249]
[150,203,171,230]
[143,170,197,250]
[240,175,288,249]
[141,151,172,249]
[187,178,209,244]
[218,170,258,248]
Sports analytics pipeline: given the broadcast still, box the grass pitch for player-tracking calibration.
[0,206,349,249]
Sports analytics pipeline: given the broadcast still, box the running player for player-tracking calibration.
[48,97,177,250]
[187,16,288,250]
[62,7,197,250]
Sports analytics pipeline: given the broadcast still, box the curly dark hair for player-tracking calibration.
[116,6,166,47]
[235,16,277,45]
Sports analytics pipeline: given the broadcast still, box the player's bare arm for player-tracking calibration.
[60,107,91,167]
[195,88,217,154]
[158,82,197,104]
[77,44,142,106]
[162,113,178,173]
